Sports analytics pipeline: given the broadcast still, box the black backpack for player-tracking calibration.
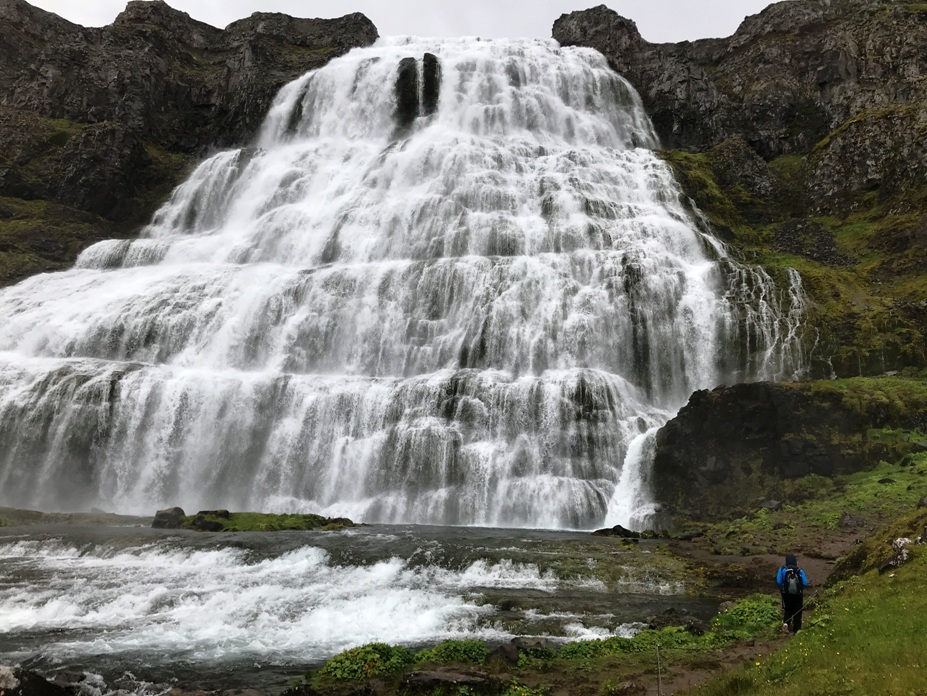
[783,567,804,596]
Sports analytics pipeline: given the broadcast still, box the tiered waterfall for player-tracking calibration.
[0,38,805,528]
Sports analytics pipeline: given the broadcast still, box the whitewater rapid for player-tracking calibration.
[0,524,706,690]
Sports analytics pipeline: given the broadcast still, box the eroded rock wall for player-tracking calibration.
[652,380,927,520]
[0,0,377,284]
[553,1,927,211]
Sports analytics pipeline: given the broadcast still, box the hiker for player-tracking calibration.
[776,553,809,632]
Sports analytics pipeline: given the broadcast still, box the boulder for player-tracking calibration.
[151,506,185,529]
[0,667,72,696]
[647,607,707,635]
[592,524,641,538]
[837,511,865,529]
[402,668,495,692]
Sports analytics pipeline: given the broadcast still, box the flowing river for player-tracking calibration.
[0,522,714,692]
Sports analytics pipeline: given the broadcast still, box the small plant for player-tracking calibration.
[711,594,781,637]
[415,639,490,665]
[317,643,414,681]
[501,682,548,696]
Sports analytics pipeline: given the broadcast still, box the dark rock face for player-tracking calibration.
[393,53,442,135]
[394,57,421,133]
[553,1,927,211]
[0,667,72,696]
[0,0,378,285]
[422,52,441,117]
[2,0,378,151]
[152,506,186,529]
[652,381,927,520]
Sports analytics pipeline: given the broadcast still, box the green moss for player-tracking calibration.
[0,196,118,286]
[810,105,917,157]
[179,510,355,532]
[658,148,752,241]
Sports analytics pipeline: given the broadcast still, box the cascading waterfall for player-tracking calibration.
[0,38,805,528]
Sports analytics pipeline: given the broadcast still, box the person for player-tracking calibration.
[776,553,809,632]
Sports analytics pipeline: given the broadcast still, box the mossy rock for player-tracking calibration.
[177,510,356,532]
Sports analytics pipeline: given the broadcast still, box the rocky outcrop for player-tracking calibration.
[553,2,927,194]
[0,667,72,696]
[1,0,378,151]
[554,1,927,376]
[393,53,442,135]
[150,508,357,532]
[652,380,927,520]
[0,0,377,285]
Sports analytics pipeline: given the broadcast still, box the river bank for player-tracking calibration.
[0,507,855,696]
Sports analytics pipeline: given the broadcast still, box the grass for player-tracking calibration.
[684,449,927,558]
[691,514,927,696]
[297,596,783,694]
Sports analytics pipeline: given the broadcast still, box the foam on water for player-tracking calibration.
[0,530,679,670]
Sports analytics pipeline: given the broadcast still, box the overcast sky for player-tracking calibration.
[30,1,776,44]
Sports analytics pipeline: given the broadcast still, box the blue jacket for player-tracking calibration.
[776,566,809,591]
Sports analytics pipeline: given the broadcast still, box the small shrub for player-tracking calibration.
[415,639,490,665]
[711,594,781,636]
[318,643,414,681]
[558,640,605,661]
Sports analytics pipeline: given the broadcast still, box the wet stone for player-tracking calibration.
[152,506,185,529]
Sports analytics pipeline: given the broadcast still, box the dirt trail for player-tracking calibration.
[641,530,864,695]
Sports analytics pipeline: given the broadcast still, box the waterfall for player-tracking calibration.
[0,38,805,528]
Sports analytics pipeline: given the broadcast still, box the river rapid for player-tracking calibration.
[0,522,714,693]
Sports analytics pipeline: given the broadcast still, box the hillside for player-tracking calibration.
[0,0,377,284]
[554,0,927,378]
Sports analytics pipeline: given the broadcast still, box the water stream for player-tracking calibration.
[0,524,714,692]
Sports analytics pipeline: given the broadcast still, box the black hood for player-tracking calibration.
[785,553,798,567]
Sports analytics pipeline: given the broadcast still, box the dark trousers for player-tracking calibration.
[782,593,803,632]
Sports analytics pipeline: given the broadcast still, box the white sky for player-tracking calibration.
[29,1,776,44]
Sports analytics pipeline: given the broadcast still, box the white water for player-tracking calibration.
[0,38,805,528]
[0,529,678,670]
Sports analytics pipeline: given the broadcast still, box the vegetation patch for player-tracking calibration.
[0,196,117,286]
[317,643,416,682]
[415,640,491,666]
[178,510,356,532]
[680,452,927,557]
[691,521,927,695]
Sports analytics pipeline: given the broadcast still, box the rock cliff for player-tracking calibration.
[553,0,927,202]
[0,0,377,284]
[652,379,927,521]
[555,0,927,377]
